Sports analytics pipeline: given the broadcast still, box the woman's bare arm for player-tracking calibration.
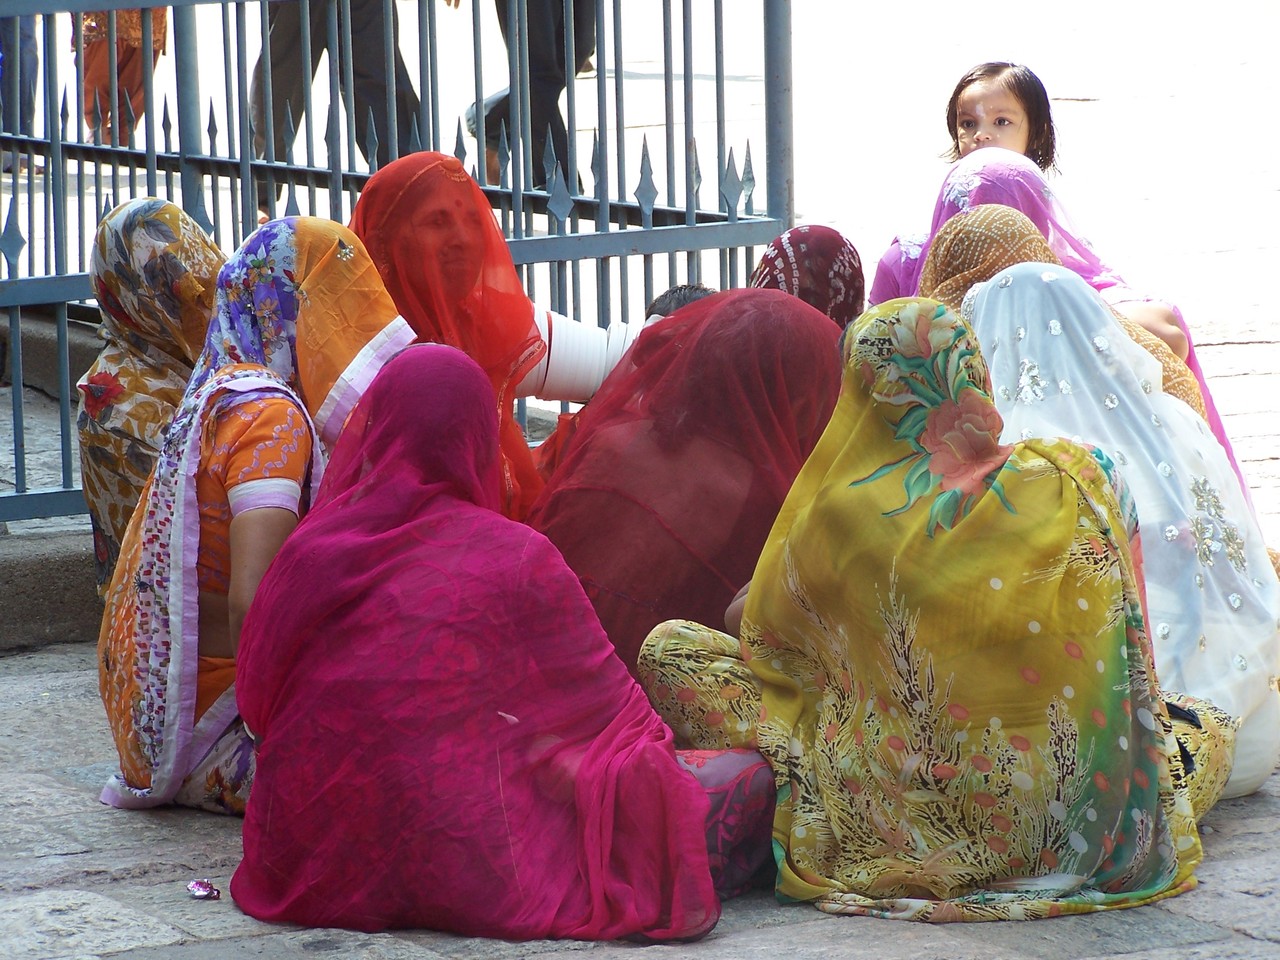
[227,507,299,655]
[1111,300,1189,360]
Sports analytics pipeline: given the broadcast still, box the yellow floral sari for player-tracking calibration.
[641,299,1232,921]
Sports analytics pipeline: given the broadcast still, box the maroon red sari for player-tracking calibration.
[749,224,865,328]
[526,288,842,674]
[231,344,720,940]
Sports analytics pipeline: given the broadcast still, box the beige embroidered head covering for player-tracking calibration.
[919,204,1057,312]
[921,204,1205,418]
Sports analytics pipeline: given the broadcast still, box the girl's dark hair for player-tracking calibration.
[944,62,1057,173]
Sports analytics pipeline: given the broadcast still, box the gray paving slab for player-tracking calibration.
[2,644,1279,960]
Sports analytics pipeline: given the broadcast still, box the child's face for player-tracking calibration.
[954,79,1030,159]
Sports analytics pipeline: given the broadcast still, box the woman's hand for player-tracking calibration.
[1111,300,1189,361]
[725,581,751,637]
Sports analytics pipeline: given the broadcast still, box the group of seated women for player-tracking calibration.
[79,144,1279,939]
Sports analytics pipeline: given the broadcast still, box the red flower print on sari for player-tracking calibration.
[80,371,127,420]
[920,389,1013,496]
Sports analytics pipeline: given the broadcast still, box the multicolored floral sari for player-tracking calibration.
[641,298,1229,921]
[98,217,414,812]
[77,198,224,593]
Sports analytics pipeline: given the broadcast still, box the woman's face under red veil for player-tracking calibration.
[414,180,488,303]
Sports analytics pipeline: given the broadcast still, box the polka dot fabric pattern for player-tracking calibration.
[734,298,1206,919]
[918,204,1206,418]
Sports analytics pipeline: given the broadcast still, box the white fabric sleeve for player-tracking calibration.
[226,477,304,517]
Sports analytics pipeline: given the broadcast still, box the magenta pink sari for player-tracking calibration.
[868,148,1246,501]
[231,344,721,940]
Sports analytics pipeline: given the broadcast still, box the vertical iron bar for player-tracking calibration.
[661,0,675,286]
[106,11,119,147]
[56,302,72,488]
[505,0,524,233]
[562,0,582,325]
[611,0,627,322]
[45,16,71,490]
[383,0,399,162]
[714,0,725,209]
[234,2,254,234]
[258,0,276,217]
[4,199,26,492]
[141,7,157,195]
[299,0,317,213]
[593,0,610,325]
[107,11,120,206]
[339,0,358,210]
[173,4,209,228]
[73,16,85,145]
[44,17,66,282]
[164,103,175,198]
[425,0,440,149]
[563,0,577,192]
[714,0,727,283]
[681,0,695,281]
[517,0,534,246]
[221,3,236,163]
[763,0,793,226]
[326,0,344,220]
[76,92,88,266]
[6,301,25,493]
[471,0,486,183]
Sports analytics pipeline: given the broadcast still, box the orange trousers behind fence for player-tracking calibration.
[80,39,160,140]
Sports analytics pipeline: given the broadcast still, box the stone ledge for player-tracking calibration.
[0,529,100,653]
[0,310,101,399]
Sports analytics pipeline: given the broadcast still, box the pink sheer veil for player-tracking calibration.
[875,149,1246,501]
[232,344,720,940]
[313,343,503,513]
[907,148,1121,298]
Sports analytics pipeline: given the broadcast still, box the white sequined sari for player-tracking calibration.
[964,261,1280,797]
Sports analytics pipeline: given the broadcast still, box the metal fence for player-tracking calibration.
[1,0,793,522]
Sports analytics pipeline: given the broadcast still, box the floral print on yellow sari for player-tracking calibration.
[641,298,1229,922]
[751,299,1212,919]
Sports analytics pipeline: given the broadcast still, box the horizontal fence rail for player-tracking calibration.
[1,0,792,521]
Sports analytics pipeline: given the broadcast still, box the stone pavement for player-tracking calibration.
[2,643,1280,960]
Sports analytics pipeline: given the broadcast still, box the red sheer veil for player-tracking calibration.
[527,288,843,673]
[232,344,719,940]
[349,151,546,518]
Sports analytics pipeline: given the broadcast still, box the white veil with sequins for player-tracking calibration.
[964,261,1280,798]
